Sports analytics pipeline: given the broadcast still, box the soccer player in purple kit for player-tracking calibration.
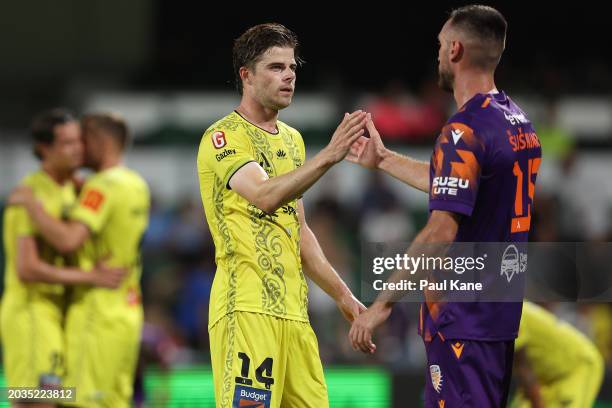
[347,5,542,407]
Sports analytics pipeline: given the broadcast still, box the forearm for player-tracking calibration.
[373,213,457,308]
[250,152,335,213]
[26,202,79,253]
[301,226,352,301]
[374,229,450,308]
[378,150,429,193]
[26,261,92,285]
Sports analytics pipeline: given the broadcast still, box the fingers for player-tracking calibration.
[349,325,357,351]
[349,322,376,354]
[365,117,384,146]
[345,152,358,163]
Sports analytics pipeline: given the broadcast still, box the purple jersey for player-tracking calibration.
[421,91,542,341]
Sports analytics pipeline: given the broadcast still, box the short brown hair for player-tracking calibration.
[31,108,76,160]
[449,5,507,70]
[232,23,302,94]
[81,112,129,149]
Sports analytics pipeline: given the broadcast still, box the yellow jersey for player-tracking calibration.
[68,166,150,315]
[197,111,309,328]
[516,302,602,385]
[2,170,76,300]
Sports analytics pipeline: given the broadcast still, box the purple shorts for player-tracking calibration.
[423,334,515,408]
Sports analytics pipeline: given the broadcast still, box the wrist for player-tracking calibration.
[377,148,394,171]
[318,146,340,167]
[372,299,393,313]
[333,284,353,303]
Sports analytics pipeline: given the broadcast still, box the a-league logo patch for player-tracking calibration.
[212,131,227,149]
[232,385,271,408]
[430,365,443,393]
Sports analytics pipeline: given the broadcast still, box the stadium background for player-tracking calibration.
[0,1,611,406]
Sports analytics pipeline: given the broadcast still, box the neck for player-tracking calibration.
[41,162,72,184]
[452,70,497,109]
[97,152,122,171]
[236,95,279,133]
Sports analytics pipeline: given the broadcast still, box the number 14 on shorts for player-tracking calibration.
[235,352,274,389]
[233,352,274,408]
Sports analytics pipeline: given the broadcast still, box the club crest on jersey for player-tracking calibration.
[232,385,271,408]
[430,365,443,393]
[212,131,227,149]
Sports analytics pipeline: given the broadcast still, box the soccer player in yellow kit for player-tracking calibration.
[198,24,368,407]
[2,109,124,407]
[10,113,150,408]
[511,302,604,408]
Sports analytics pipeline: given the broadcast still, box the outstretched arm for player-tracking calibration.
[349,210,460,353]
[298,199,366,322]
[346,115,430,193]
[229,111,368,214]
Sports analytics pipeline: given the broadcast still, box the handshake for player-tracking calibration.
[335,292,392,355]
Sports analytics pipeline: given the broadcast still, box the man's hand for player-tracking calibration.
[90,259,128,289]
[336,292,367,323]
[321,111,368,164]
[346,114,388,169]
[348,302,392,354]
[7,186,37,209]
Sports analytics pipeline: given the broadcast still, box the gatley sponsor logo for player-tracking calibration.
[432,176,469,196]
[216,149,236,162]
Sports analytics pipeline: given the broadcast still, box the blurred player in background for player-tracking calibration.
[511,302,604,408]
[1,109,125,408]
[347,5,541,407]
[198,23,367,407]
[9,113,149,407]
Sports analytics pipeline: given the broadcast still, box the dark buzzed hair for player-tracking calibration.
[449,5,507,70]
[81,112,129,150]
[232,23,302,95]
[31,108,76,160]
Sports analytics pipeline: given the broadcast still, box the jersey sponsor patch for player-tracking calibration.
[232,385,271,408]
[212,131,227,149]
[81,189,105,212]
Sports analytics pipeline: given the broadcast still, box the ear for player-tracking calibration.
[449,40,464,63]
[239,66,251,88]
[36,143,50,160]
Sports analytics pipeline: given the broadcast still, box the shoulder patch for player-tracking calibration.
[211,131,227,149]
[81,189,105,212]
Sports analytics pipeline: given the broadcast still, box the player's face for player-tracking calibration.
[437,21,454,93]
[250,46,297,110]
[46,122,84,172]
[82,126,104,169]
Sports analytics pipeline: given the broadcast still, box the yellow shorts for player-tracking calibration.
[209,312,328,408]
[0,293,65,388]
[62,291,143,408]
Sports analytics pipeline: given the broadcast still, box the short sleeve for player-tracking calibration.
[429,121,486,216]
[6,206,35,237]
[69,178,112,234]
[197,126,255,188]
